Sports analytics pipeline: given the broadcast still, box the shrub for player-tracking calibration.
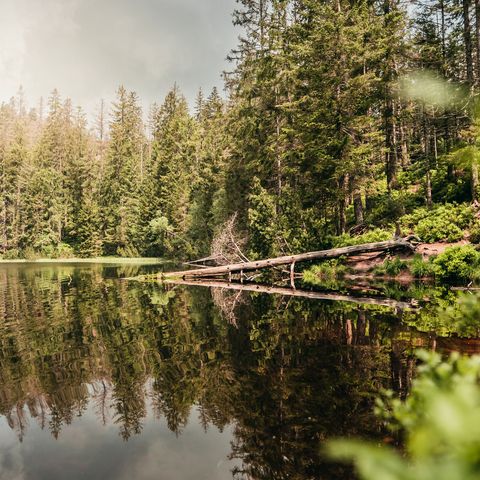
[433,245,480,281]
[2,249,21,260]
[374,257,408,276]
[302,260,347,287]
[56,242,75,258]
[23,247,40,260]
[409,254,437,278]
[117,244,140,258]
[332,228,392,248]
[401,203,473,243]
[470,221,480,244]
[416,218,463,242]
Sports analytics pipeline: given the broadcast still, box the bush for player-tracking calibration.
[374,257,408,276]
[401,203,473,243]
[433,245,480,281]
[2,249,21,260]
[470,221,480,244]
[23,247,40,260]
[56,242,75,258]
[410,254,437,278]
[416,218,463,243]
[302,260,347,286]
[332,228,392,248]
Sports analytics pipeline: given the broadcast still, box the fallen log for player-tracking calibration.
[166,279,418,309]
[161,238,416,280]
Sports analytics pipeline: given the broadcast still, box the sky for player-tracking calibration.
[0,0,239,119]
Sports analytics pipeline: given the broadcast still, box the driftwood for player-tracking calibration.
[162,238,416,281]
[166,279,419,309]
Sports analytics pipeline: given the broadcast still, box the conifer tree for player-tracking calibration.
[100,86,145,256]
[141,86,195,257]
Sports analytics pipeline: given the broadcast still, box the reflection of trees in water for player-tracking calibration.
[0,265,427,477]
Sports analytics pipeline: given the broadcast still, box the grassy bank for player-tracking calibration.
[0,257,167,265]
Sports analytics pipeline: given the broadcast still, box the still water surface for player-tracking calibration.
[0,262,475,480]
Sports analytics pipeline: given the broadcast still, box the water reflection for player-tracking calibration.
[0,264,471,479]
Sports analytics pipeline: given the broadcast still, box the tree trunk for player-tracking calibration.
[472,162,479,202]
[384,0,398,190]
[161,238,417,279]
[337,175,348,234]
[353,189,364,225]
[464,0,474,84]
[426,168,433,207]
[423,115,433,207]
[385,98,398,190]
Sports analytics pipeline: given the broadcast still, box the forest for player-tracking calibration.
[1,0,480,264]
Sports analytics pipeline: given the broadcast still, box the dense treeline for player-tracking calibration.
[1,0,480,259]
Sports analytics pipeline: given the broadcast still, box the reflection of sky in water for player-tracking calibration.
[1,262,445,480]
[0,403,237,480]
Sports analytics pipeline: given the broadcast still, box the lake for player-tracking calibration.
[0,262,476,480]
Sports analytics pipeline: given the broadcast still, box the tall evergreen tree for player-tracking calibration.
[140,85,195,257]
[100,86,145,256]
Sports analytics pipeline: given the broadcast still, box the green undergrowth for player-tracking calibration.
[400,203,473,243]
[373,257,409,276]
[329,229,393,248]
[303,245,480,285]
[302,260,349,289]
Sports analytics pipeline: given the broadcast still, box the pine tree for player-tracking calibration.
[100,86,145,256]
[140,85,195,257]
[188,88,228,255]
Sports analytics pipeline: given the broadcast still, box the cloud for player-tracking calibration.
[0,0,238,119]
[0,404,238,480]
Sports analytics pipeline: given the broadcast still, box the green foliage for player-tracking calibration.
[331,229,392,248]
[470,222,480,244]
[433,245,480,282]
[401,204,473,243]
[417,220,463,243]
[2,249,21,260]
[55,243,75,259]
[302,260,348,288]
[327,351,480,480]
[437,292,480,337]
[410,254,437,278]
[374,257,409,276]
[247,178,278,258]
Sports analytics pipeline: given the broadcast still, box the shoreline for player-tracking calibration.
[0,257,167,265]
